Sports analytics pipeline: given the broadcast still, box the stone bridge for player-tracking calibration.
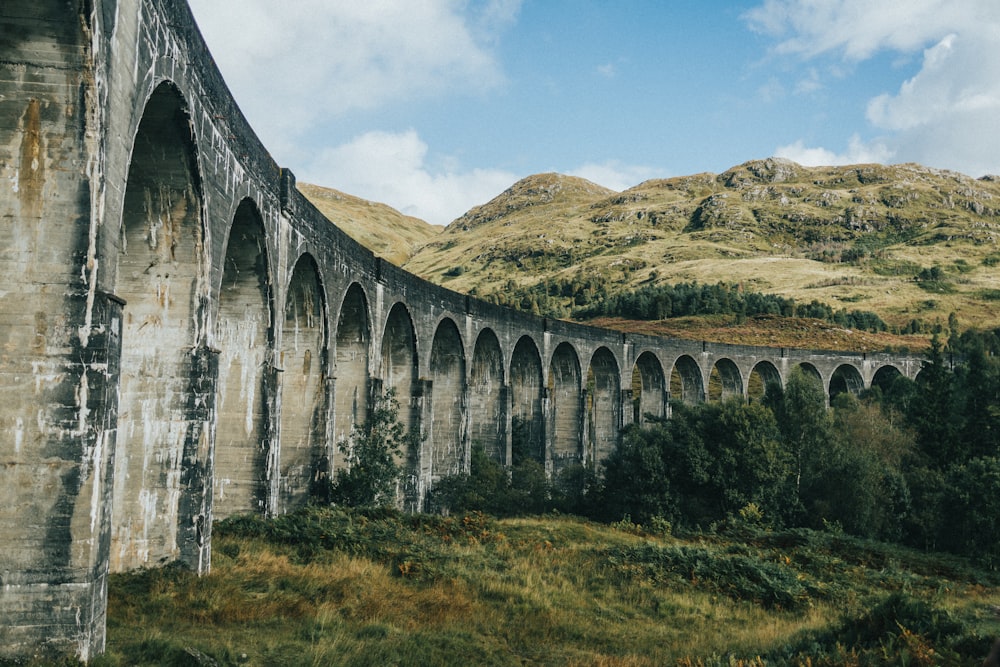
[0,0,925,660]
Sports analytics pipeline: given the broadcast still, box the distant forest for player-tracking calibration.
[484,277,895,333]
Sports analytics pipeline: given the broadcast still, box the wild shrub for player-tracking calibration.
[427,446,556,517]
[323,388,418,509]
[606,543,812,610]
[775,592,978,665]
[600,400,794,529]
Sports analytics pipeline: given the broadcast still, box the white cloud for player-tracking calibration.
[188,0,519,161]
[775,135,892,167]
[744,0,989,60]
[747,0,1000,176]
[303,130,518,226]
[794,67,822,95]
[568,161,659,192]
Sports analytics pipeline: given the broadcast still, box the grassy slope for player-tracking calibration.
[403,160,1000,343]
[97,508,1000,666]
[298,182,442,265]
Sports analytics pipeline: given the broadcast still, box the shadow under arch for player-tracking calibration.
[669,355,704,405]
[213,197,273,520]
[469,328,505,463]
[380,302,419,507]
[871,365,903,393]
[510,336,544,466]
[278,253,328,513]
[632,351,666,424]
[549,341,583,473]
[708,358,743,402]
[333,283,370,449]
[587,347,621,468]
[830,363,864,401]
[112,80,207,571]
[748,360,781,402]
[429,318,466,481]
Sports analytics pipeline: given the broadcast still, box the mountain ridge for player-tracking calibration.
[402,159,1000,338]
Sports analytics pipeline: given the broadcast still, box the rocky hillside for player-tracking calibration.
[403,159,1000,334]
[299,182,442,265]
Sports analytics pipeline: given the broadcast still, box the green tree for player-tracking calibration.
[942,456,1000,567]
[773,366,833,519]
[428,445,557,517]
[328,388,413,508]
[910,334,958,468]
[698,399,792,524]
[600,422,678,524]
[804,394,913,540]
[956,344,1000,460]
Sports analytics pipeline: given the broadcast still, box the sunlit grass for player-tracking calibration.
[94,509,1000,666]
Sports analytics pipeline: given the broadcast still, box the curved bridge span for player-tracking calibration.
[0,0,923,659]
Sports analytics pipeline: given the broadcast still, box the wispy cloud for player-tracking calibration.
[746,0,1000,176]
[303,130,518,226]
[189,0,520,162]
[568,161,659,192]
[188,0,525,224]
[776,135,892,167]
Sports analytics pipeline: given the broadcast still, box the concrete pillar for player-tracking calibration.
[177,344,219,572]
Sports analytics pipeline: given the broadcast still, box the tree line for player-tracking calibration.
[429,329,1000,567]
[313,329,1000,567]
[484,277,889,333]
[572,280,888,332]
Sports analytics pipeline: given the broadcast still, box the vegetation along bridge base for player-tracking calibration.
[0,0,924,661]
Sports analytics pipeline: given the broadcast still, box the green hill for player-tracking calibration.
[403,160,1000,338]
[299,182,442,265]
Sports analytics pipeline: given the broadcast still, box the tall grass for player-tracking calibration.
[87,508,1000,666]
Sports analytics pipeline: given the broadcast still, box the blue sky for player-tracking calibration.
[187,0,1000,226]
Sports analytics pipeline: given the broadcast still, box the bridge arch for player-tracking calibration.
[794,362,822,384]
[632,351,666,424]
[587,347,621,467]
[379,302,419,505]
[747,360,781,402]
[830,363,864,400]
[213,197,274,519]
[792,363,826,405]
[549,342,583,472]
[429,318,466,481]
[510,335,544,466]
[469,328,505,463]
[333,283,371,449]
[277,253,328,512]
[871,364,903,393]
[111,80,207,570]
[708,358,743,402]
[670,354,705,405]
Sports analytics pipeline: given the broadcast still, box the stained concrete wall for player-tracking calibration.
[0,0,926,660]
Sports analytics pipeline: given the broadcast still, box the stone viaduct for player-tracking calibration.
[0,0,925,660]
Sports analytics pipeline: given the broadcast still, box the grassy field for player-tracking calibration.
[92,507,1000,666]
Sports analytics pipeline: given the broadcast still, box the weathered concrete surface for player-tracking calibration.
[0,0,925,660]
